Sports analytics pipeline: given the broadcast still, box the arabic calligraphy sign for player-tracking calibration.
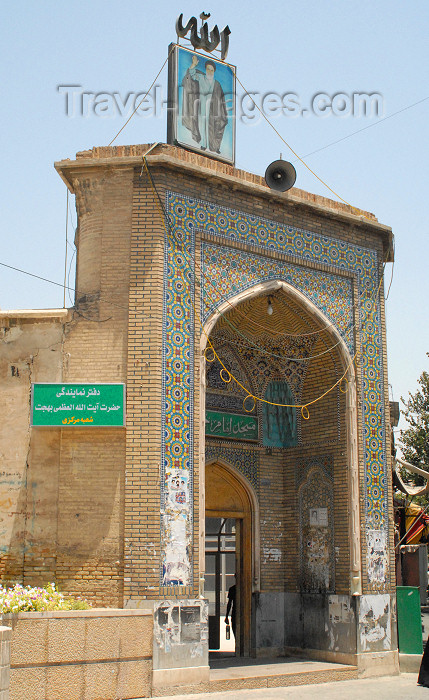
[31,383,125,427]
[176,13,231,61]
[205,410,258,441]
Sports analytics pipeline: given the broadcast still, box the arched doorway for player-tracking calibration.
[200,280,362,656]
[205,460,255,656]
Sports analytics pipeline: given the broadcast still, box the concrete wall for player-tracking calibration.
[1,609,152,700]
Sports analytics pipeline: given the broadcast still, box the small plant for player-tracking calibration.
[0,583,91,613]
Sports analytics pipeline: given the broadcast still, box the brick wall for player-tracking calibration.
[59,165,134,605]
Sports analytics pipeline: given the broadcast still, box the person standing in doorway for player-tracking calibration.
[224,575,236,638]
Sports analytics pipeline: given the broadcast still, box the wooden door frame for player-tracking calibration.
[205,459,259,655]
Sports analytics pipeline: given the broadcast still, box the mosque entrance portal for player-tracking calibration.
[202,282,360,657]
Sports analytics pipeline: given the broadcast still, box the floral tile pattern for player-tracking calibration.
[162,191,387,589]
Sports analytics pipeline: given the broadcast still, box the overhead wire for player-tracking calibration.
[385,235,395,300]
[67,249,76,306]
[298,96,429,162]
[0,261,137,315]
[235,72,371,218]
[107,46,174,147]
[63,189,69,308]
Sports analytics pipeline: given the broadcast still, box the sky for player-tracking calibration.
[1,0,428,434]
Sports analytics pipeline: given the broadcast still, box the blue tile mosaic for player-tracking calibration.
[205,444,259,491]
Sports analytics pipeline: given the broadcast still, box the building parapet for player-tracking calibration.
[55,143,393,261]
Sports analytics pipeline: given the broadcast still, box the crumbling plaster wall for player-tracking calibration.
[0,314,65,583]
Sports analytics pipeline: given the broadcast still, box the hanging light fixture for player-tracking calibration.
[267,296,273,316]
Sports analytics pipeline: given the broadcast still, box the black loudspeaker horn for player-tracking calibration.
[265,160,296,192]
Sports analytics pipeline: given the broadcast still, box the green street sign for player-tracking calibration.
[205,410,258,441]
[31,383,125,427]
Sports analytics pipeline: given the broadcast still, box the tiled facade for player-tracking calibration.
[163,188,390,591]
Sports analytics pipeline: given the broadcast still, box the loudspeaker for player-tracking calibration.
[265,160,296,192]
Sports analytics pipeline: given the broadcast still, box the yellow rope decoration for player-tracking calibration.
[220,368,232,384]
[142,158,386,419]
[243,395,256,413]
[301,406,310,421]
[204,347,215,363]
[339,378,349,394]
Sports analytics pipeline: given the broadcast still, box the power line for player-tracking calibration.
[235,72,369,217]
[0,261,131,314]
[107,46,174,146]
[299,96,429,161]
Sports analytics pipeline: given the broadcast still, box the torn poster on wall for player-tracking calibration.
[162,467,192,585]
[153,599,209,671]
[358,594,391,651]
[367,529,388,588]
[299,467,334,592]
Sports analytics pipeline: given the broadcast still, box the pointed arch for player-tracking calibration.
[199,278,361,594]
[205,457,260,590]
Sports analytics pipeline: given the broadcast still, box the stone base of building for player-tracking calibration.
[399,652,422,673]
[356,650,399,677]
[283,647,399,677]
[254,592,398,663]
[152,665,210,688]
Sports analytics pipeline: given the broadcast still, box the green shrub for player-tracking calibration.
[0,583,91,613]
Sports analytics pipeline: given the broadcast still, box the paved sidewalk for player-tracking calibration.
[148,673,423,700]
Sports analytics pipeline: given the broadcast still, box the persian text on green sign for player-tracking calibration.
[31,384,125,427]
[205,410,258,440]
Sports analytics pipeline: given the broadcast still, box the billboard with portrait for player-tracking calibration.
[167,44,236,164]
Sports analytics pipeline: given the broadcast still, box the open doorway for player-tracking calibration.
[205,461,253,656]
[205,517,236,654]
